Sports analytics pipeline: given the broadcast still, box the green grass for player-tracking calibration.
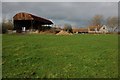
[2,34,118,78]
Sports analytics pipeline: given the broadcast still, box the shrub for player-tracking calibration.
[63,24,73,33]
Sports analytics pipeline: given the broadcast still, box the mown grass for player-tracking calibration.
[2,34,118,78]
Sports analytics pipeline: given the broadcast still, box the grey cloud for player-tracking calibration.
[2,2,118,27]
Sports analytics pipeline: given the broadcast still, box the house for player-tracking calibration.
[88,25,110,34]
[99,25,109,33]
[113,26,120,33]
[88,25,101,34]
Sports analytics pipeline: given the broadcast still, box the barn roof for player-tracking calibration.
[13,12,53,24]
[13,12,33,20]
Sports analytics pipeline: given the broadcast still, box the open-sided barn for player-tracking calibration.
[13,12,53,33]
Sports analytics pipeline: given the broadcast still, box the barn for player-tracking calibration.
[13,12,53,33]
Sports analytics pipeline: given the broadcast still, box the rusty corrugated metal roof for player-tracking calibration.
[13,12,34,20]
[13,12,53,24]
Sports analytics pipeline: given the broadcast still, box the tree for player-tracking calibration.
[2,18,13,30]
[2,25,8,34]
[92,15,103,26]
[2,22,8,34]
[107,16,118,28]
[2,18,14,34]
[5,20,13,30]
[0,22,2,34]
[63,24,73,33]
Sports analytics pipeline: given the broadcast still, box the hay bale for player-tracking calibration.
[56,30,73,35]
[29,30,39,34]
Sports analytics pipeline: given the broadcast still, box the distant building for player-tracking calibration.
[73,28,88,34]
[113,26,120,33]
[88,25,117,34]
[99,25,109,33]
[88,25,101,34]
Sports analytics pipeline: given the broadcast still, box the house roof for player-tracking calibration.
[88,25,101,29]
[88,25,101,31]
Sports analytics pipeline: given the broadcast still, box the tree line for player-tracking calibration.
[91,15,118,28]
[0,15,118,34]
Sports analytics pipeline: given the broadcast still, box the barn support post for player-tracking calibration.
[30,20,33,32]
[38,25,40,33]
[15,21,22,33]
[38,25,42,33]
[16,27,22,33]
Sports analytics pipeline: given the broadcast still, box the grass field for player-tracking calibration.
[2,34,118,78]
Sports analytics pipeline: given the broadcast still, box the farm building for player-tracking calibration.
[88,25,112,34]
[99,25,109,33]
[13,12,53,33]
[88,25,101,33]
[73,28,88,34]
[113,26,120,33]
[73,25,119,34]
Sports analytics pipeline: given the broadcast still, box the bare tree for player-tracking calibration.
[0,22,2,34]
[92,15,103,26]
[63,24,73,33]
[2,18,13,30]
[107,16,118,28]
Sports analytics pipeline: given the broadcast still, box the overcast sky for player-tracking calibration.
[2,0,119,2]
[2,2,118,27]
